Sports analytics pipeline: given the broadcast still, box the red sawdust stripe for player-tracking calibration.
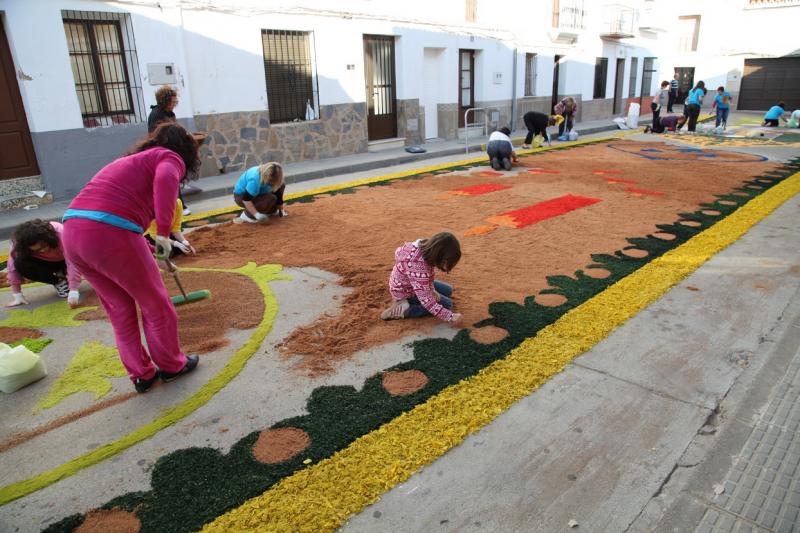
[0,391,137,453]
[605,177,638,185]
[486,194,601,229]
[624,186,665,197]
[449,183,512,196]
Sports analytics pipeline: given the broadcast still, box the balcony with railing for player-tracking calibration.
[600,4,639,39]
[550,0,586,43]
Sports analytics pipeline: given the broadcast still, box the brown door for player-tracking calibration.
[0,17,39,179]
[458,49,475,128]
[613,58,625,114]
[363,35,397,141]
[739,57,800,111]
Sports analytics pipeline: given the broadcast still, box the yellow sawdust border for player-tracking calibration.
[204,170,800,532]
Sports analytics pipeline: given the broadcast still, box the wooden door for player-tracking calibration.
[613,58,625,114]
[363,35,397,141]
[458,49,475,128]
[0,17,39,179]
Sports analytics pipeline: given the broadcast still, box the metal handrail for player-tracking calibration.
[464,107,489,155]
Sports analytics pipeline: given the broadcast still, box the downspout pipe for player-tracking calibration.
[510,47,518,131]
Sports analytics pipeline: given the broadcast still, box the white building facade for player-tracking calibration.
[0,0,797,199]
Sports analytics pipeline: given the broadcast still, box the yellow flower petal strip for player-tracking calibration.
[0,263,289,505]
[204,172,800,533]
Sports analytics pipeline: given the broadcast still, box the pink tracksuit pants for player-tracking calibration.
[62,218,187,381]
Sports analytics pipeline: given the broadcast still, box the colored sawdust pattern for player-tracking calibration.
[486,194,601,229]
[527,168,560,174]
[36,341,125,411]
[624,187,665,197]
[180,139,776,376]
[448,183,512,196]
[39,152,798,533]
[664,133,800,149]
[0,301,96,329]
[605,177,638,185]
[11,338,52,354]
[0,327,43,344]
[0,263,289,506]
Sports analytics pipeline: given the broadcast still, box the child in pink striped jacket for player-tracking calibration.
[380,232,462,322]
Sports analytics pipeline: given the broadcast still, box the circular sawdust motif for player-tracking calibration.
[584,268,611,279]
[75,509,141,533]
[469,325,508,344]
[252,427,311,464]
[730,191,752,197]
[678,220,702,227]
[382,369,429,396]
[621,248,649,259]
[717,200,738,206]
[652,232,677,241]
[0,327,43,344]
[701,209,722,216]
[535,293,567,307]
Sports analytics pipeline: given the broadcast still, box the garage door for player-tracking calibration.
[738,57,800,111]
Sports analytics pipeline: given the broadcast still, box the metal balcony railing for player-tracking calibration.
[552,0,586,30]
[601,4,639,38]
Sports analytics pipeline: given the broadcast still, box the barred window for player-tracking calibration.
[640,57,656,99]
[628,57,638,98]
[62,10,145,128]
[262,30,318,124]
[524,53,537,96]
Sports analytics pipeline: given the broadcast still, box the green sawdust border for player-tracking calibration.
[40,153,800,532]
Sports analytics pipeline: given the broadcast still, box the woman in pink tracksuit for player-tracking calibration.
[61,123,200,393]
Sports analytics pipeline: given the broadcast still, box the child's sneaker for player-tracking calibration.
[160,355,199,382]
[233,211,258,224]
[501,157,512,171]
[380,299,410,320]
[182,206,191,216]
[54,280,69,298]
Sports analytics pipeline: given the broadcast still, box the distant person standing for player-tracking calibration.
[147,85,191,216]
[684,81,706,132]
[668,73,679,113]
[652,81,670,132]
[711,86,733,129]
[553,97,578,140]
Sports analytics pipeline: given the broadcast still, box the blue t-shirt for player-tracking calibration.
[233,166,273,197]
[686,88,705,106]
[764,105,785,120]
[714,92,732,109]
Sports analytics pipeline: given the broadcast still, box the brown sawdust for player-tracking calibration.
[174,140,778,375]
[382,370,429,396]
[75,508,140,533]
[469,325,509,344]
[252,427,310,464]
[0,327,43,344]
[74,271,262,354]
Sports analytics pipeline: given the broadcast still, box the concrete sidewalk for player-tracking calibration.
[0,117,620,240]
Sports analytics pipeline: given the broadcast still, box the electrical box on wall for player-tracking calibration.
[493,71,503,84]
[147,63,177,85]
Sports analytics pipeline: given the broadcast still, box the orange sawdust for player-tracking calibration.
[382,370,429,396]
[252,427,311,464]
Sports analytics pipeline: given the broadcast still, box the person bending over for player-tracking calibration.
[486,127,518,171]
[232,162,288,224]
[522,111,562,148]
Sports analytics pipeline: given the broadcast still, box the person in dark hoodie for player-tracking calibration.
[147,86,191,215]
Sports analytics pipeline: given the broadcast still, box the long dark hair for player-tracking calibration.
[129,122,199,176]
[12,219,60,259]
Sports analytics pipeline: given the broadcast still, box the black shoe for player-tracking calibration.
[134,372,160,393]
[160,355,199,382]
[501,157,512,171]
[490,157,500,171]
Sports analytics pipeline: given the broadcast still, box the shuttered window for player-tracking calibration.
[62,10,145,128]
[261,30,316,123]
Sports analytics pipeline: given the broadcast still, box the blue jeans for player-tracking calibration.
[715,107,729,127]
[406,280,453,318]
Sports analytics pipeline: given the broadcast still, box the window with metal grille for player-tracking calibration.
[628,57,638,98]
[593,57,608,99]
[261,30,317,124]
[524,53,537,96]
[640,57,656,101]
[465,0,477,22]
[62,10,145,128]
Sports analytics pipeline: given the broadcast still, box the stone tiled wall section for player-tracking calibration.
[515,96,554,127]
[437,103,459,140]
[194,103,368,176]
[475,99,513,131]
[580,98,614,122]
[397,99,423,146]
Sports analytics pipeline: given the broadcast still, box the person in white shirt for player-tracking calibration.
[486,127,518,171]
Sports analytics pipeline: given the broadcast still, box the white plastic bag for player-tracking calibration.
[626,103,640,128]
[305,100,316,121]
[567,130,579,141]
[613,117,629,130]
[0,343,47,393]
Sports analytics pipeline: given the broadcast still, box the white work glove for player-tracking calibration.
[172,239,196,255]
[6,292,28,307]
[67,290,80,308]
[254,212,268,222]
[154,235,172,260]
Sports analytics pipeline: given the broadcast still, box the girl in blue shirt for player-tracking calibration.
[684,81,706,133]
[763,102,787,127]
[712,86,733,129]
[232,162,287,224]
